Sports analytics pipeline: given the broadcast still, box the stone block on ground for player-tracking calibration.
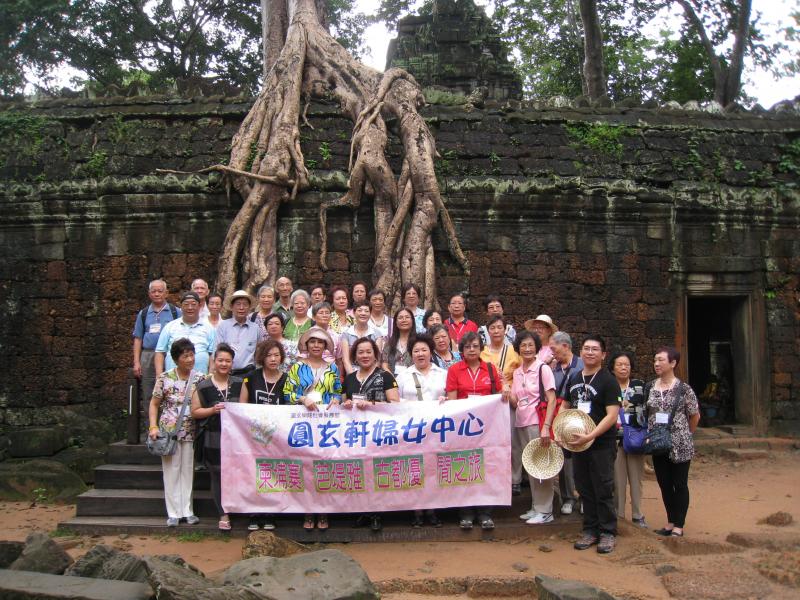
[242,531,308,559]
[758,511,794,526]
[9,533,73,575]
[661,537,740,556]
[0,459,88,502]
[142,555,211,600]
[0,569,154,600]
[661,564,771,599]
[0,542,25,568]
[534,574,618,600]
[65,545,148,582]
[727,531,800,551]
[7,428,69,458]
[223,549,378,600]
[721,448,768,460]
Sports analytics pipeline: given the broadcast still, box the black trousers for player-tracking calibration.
[203,446,223,517]
[652,455,691,528]
[573,441,617,536]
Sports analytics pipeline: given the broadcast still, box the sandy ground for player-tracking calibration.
[2,451,799,599]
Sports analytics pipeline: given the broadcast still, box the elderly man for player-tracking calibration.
[191,278,210,321]
[550,331,584,516]
[216,290,264,376]
[155,292,216,376]
[132,279,181,403]
[272,276,293,322]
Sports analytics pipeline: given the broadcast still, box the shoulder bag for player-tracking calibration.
[535,363,562,428]
[643,383,685,456]
[146,371,196,457]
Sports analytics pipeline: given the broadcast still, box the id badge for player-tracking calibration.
[517,395,532,407]
[352,394,366,404]
[577,401,592,414]
[655,412,669,424]
[148,323,161,334]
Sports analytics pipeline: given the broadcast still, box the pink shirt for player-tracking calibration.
[511,359,556,428]
[537,346,554,364]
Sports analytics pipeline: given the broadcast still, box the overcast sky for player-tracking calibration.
[355,0,800,107]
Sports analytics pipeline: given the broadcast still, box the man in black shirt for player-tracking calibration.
[566,335,621,554]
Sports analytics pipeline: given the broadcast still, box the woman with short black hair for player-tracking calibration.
[648,346,700,538]
[148,337,203,527]
[191,343,242,531]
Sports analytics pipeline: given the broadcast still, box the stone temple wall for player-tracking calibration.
[0,94,798,463]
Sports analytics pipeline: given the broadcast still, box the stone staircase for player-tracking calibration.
[59,441,581,542]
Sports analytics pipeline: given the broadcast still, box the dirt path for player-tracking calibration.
[2,451,799,599]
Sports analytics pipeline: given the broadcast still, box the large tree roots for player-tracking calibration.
[215,0,468,305]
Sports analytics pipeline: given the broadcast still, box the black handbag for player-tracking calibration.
[643,383,684,456]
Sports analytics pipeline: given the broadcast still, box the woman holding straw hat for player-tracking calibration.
[284,326,342,531]
[511,330,558,525]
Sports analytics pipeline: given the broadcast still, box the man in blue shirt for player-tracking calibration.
[132,279,181,402]
[155,292,216,375]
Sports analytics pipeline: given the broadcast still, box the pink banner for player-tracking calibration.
[220,395,511,514]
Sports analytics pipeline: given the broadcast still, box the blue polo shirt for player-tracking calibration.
[132,303,182,350]
[155,318,217,374]
[215,318,263,370]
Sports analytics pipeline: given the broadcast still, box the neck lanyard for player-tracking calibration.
[212,376,229,402]
[467,363,482,393]
[262,369,280,399]
[582,370,599,391]
[357,367,377,393]
[450,318,466,339]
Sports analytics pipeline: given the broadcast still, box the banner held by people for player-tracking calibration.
[221,395,510,514]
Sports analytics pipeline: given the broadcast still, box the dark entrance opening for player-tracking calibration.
[686,297,739,426]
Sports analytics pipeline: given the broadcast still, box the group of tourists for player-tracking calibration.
[134,276,700,553]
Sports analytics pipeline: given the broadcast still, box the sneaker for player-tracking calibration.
[560,501,574,515]
[519,509,538,521]
[185,515,200,525]
[480,518,495,530]
[262,520,276,530]
[411,516,424,528]
[632,517,648,529]
[166,517,179,527]
[526,512,554,525]
[427,514,443,528]
[247,520,260,531]
[459,518,474,530]
[511,483,521,496]
[597,533,616,554]
[574,531,598,550]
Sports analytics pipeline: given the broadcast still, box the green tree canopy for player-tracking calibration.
[1,0,367,97]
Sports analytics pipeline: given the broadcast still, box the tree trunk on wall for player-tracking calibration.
[218,0,468,304]
[578,0,607,100]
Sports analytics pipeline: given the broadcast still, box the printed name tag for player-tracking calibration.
[655,412,669,424]
[352,394,366,404]
[148,323,161,334]
[517,395,532,407]
[577,401,591,414]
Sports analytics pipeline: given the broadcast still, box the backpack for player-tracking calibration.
[139,303,178,333]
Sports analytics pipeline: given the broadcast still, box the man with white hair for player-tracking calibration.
[272,276,294,323]
[191,278,210,321]
[550,331,583,516]
[132,279,180,404]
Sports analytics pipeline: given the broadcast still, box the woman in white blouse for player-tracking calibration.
[395,335,446,528]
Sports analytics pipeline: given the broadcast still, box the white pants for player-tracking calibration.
[514,424,555,514]
[161,440,194,519]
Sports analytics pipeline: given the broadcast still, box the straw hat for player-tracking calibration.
[552,409,596,452]
[224,289,255,311]
[524,314,558,335]
[522,438,564,480]
[298,326,335,353]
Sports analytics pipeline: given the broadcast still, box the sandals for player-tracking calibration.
[480,518,495,530]
[218,517,232,531]
[303,515,315,530]
[670,530,684,537]
[654,527,674,536]
[317,516,329,530]
[459,518,474,530]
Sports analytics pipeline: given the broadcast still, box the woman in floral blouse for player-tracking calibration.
[148,337,204,527]
[647,346,700,538]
